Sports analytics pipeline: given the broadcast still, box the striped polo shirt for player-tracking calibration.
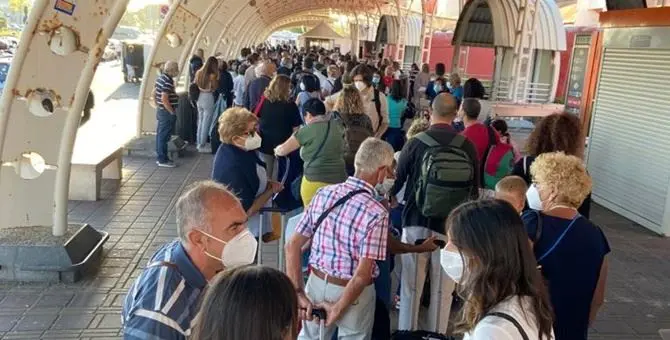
[154,73,179,110]
[122,240,207,339]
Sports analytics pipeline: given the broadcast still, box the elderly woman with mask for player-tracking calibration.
[522,152,609,340]
[212,107,284,239]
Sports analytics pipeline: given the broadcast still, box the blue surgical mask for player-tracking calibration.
[434,84,443,93]
[372,76,380,84]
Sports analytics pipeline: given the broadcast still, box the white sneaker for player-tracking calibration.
[197,146,211,153]
[156,161,176,168]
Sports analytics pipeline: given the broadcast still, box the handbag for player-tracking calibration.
[291,120,331,202]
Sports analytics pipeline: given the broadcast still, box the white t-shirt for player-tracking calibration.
[463,296,555,340]
[478,99,493,123]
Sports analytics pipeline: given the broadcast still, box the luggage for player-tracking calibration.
[256,207,289,270]
[391,330,455,340]
[175,93,197,143]
[210,93,228,154]
[414,133,475,218]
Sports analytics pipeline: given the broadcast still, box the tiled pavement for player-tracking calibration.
[0,151,668,339]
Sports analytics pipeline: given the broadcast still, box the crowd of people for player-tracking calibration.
[135,44,610,340]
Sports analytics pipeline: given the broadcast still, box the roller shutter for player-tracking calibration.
[587,48,670,234]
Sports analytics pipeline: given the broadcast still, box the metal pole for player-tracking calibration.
[54,0,131,236]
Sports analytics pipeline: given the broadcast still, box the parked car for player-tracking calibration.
[0,58,11,94]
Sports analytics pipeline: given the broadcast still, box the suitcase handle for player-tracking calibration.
[311,308,327,320]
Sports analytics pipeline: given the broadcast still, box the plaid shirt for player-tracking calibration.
[296,177,388,279]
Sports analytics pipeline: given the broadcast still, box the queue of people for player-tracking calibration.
[139,44,609,340]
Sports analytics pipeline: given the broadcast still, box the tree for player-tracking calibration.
[8,0,30,24]
[8,0,29,13]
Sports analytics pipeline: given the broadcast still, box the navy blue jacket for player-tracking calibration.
[212,144,265,211]
[244,75,272,112]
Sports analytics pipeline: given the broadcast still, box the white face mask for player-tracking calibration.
[526,184,543,211]
[300,82,306,91]
[354,81,367,91]
[375,177,395,196]
[244,133,262,151]
[441,249,464,283]
[446,81,452,89]
[201,230,258,268]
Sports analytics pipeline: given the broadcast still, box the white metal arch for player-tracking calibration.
[0,0,130,235]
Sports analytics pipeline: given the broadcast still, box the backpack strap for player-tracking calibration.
[305,120,331,169]
[533,210,543,244]
[253,95,266,117]
[373,89,382,130]
[485,312,530,340]
[415,132,439,147]
[314,189,369,230]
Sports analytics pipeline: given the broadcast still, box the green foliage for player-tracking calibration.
[0,29,21,38]
[119,5,161,32]
[8,0,29,13]
[0,16,7,30]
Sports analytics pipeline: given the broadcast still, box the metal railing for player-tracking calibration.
[490,79,552,104]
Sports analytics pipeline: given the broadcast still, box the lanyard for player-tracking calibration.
[537,213,581,263]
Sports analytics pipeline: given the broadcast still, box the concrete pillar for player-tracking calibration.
[350,23,361,59]
[508,0,539,103]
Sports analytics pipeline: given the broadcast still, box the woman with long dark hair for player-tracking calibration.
[512,112,591,218]
[384,80,408,151]
[191,266,299,340]
[444,200,555,340]
[194,56,220,153]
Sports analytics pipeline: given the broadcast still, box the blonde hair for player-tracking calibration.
[495,176,528,201]
[530,152,592,208]
[217,107,258,144]
[334,87,365,115]
[264,75,291,102]
[407,118,430,139]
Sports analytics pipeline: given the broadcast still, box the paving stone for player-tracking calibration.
[0,316,20,332]
[68,294,108,308]
[35,294,74,308]
[96,314,121,329]
[51,314,95,330]
[14,314,58,331]
[0,295,40,309]
[112,243,142,250]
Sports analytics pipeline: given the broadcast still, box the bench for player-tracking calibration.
[69,141,124,201]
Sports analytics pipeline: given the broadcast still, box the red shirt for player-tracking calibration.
[383,76,394,89]
[461,123,500,162]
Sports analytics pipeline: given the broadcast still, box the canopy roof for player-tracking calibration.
[300,22,344,40]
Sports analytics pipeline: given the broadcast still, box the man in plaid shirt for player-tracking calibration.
[286,138,395,340]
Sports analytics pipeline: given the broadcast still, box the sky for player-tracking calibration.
[126,0,168,12]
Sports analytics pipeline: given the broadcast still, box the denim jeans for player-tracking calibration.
[156,107,176,163]
[383,127,405,152]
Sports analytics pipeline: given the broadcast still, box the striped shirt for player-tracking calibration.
[154,73,179,110]
[296,177,388,279]
[122,240,207,340]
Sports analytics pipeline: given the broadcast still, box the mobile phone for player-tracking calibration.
[414,239,446,249]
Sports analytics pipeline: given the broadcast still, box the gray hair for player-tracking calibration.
[163,60,179,77]
[175,180,237,242]
[354,138,394,174]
